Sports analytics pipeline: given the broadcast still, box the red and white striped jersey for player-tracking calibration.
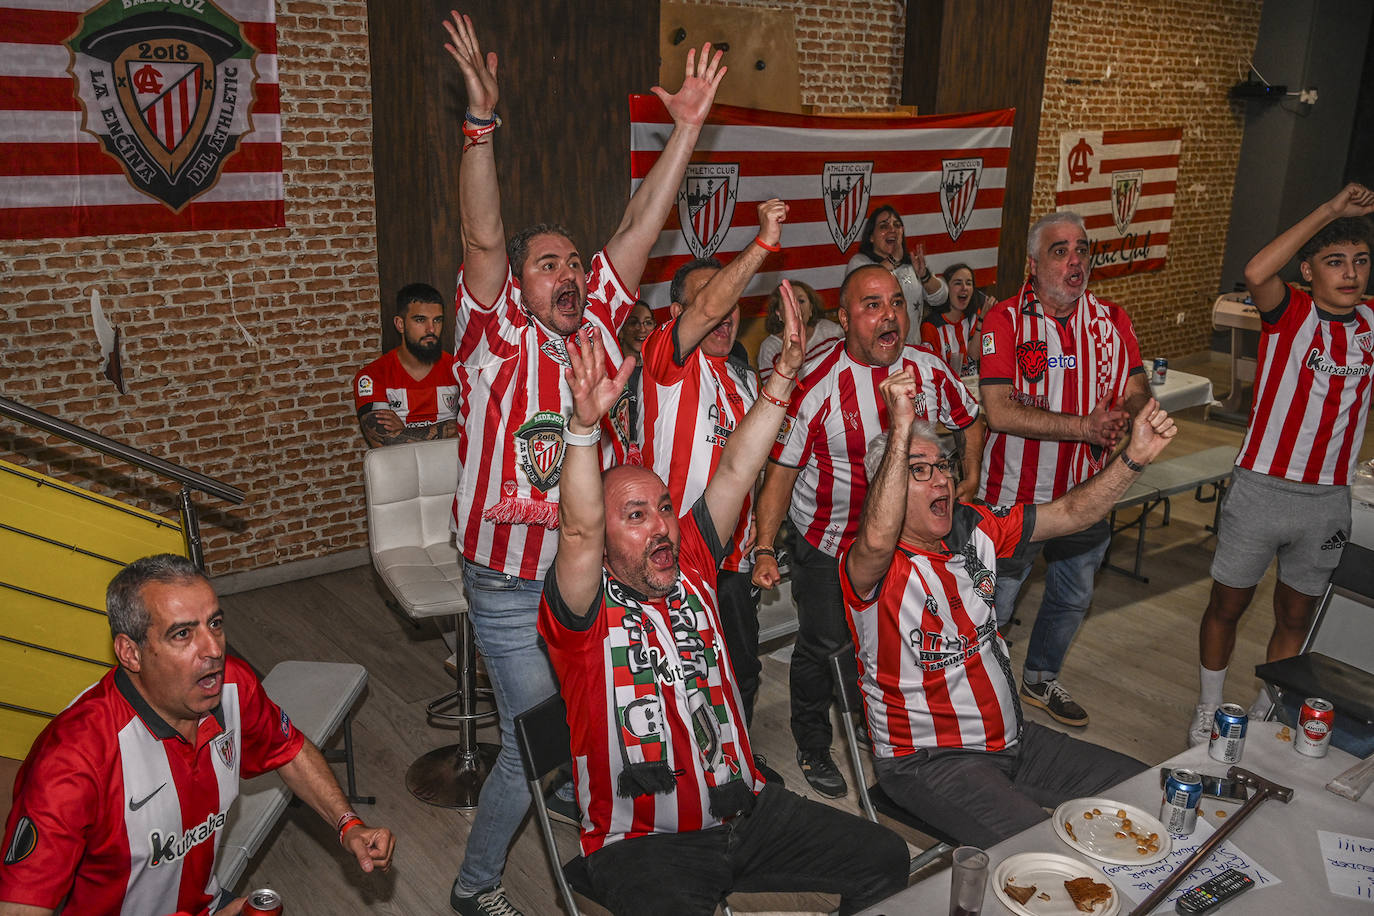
[353,348,459,428]
[539,505,764,857]
[639,318,760,571]
[840,502,1032,757]
[1239,286,1374,485]
[0,658,303,915]
[450,251,637,580]
[921,310,981,377]
[978,286,1144,504]
[771,340,980,556]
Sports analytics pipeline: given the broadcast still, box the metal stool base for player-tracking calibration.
[406,742,499,809]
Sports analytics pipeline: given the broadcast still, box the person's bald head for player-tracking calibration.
[601,464,682,597]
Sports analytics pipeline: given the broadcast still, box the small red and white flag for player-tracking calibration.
[631,100,1015,316]
[0,0,284,241]
[1055,128,1182,279]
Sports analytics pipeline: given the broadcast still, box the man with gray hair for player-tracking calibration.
[0,554,394,916]
[976,210,1152,727]
[839,371,1175,846]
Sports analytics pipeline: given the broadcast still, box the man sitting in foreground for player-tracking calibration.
[537,284,907,916]
[841,373,1177,847]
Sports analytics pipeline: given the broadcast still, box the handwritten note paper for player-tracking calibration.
[1319,831,1374,901]
[1097,818,1280,914]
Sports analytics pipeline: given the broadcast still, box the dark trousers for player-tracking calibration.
[788,528,847,750]
[583,783,909,916]
[716,569,762,724]
[873,722,1146,849]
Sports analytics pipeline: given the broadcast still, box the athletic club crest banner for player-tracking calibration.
[630,99,1014,317]
[0,0,284,240]
[1054,128,1182,279]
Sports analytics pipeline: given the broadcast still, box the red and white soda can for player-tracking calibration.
[242,888,283,916]
[1296,697,1334,758]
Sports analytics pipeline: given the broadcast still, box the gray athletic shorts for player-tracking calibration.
[1211,465,1352,596]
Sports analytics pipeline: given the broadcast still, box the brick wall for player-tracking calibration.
[1031,0,1262,356]
[0,1,379,576]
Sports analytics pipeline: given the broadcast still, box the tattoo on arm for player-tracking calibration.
[361,414,444,447]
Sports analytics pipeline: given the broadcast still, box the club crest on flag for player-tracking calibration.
[67,0,260,212]
[515,411,566,493]
[1111,169,1144,235]
[678,163,739,259]
[939,158,983,242]
[822,161,873,252]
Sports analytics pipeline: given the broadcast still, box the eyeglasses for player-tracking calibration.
[907,459,955,481]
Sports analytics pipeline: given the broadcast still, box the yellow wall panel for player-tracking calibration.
[0,708,55,763]
[0,641,107,720]
[0,589,115,664]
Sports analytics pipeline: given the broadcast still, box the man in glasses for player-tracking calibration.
[839,372,1176,847]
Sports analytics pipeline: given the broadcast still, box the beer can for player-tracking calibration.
[1161,768,1202,835]
[1152,357,1168,385]
[1297,697,1335,757]
[243,889,283,916]
[1208,703,1247,763]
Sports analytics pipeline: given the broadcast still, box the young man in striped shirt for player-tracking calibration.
[978,211,1151,728]
[1190,183,1374,744]
[441,14,725,915]
[752,264,983,797]
[540,290,907,916]
[842,375,1173,846]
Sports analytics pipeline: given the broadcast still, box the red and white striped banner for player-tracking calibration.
[1054,127,1182,279]
[630,100,1015,317]
[0,0,283,241]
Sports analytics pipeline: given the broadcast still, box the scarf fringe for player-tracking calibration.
[617,761,677,798]
[483,495,561,529]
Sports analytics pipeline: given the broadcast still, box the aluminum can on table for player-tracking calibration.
[1152,357,1169,385]
[243,889,283,916]
[1161,768,1202,835]
[1297,697,1335,757]
[1208,703,1247,763]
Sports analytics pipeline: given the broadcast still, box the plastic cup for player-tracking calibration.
[949,845,989,916]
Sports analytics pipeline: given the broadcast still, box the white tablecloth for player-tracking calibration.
[859,722,1374,915]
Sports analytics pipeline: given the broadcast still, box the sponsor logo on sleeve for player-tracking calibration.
[3,816,37,865]
[357,375,373,396]
[982,334,995,356]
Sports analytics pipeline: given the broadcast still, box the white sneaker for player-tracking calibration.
[1188,704,1215,747]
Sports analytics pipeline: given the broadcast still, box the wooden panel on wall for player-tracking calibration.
[659,1,802,113]
[367,1,658,352]
[904,0,1053,297]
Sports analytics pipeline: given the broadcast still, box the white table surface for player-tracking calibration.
[959,366,1214,415]
[859,721,1374,915]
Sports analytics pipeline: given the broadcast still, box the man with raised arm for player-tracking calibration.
[1190,183,1374,744]
[842,378,1174,847]
[440,12,726,915]
[539,285,907,916]
[751,264,983,798]
[638,198,787,730]
[977,210,1151,728]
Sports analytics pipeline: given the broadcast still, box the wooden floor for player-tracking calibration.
[223,353,1371,914]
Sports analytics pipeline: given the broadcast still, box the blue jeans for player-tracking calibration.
[993,520,1110,683]
[455,562,559,893]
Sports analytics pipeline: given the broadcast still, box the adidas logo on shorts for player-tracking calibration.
[1320,531,1348,551]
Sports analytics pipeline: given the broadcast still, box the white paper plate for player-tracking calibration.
[992,851,1120,916]
[1051,796,1172,866]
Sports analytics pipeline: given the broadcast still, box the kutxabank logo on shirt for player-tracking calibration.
[67,0,260,212]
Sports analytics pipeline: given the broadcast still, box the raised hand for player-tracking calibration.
[565,329,635,431]
[1327,182,1374,219]
[1082,394,1128,447]
[774,278,806,380]
[651,43,726,129]
[879,370,920,427]
[442,11,498,119]
[757,198,788,249]
[1124,398,1177,466]
[910,240,929,277]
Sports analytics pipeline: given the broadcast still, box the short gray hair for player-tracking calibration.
[863,420,945,479]
[106,554,207,644]
[1026,211,1087,261]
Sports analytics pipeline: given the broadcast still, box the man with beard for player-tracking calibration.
[752,264,983,798]
[638,198,786,731]
[539,286,907,916]
[978,212,1150,728]
[353,283,458,447]
[841,376,1171,847]
[441,14,725,915]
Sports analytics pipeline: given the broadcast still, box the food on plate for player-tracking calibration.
[1003,880,1037,905]
[1084,810,1094,819]
[1217,810,1228,818]
[1038,892,1051,900]
[1277,725,1292,742]
[1064,876,1113,912]
[1064,820,1077,839]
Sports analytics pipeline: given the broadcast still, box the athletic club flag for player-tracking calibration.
[0,0,284,241]
[630,100,1015,316]
[1054,128,1182,279]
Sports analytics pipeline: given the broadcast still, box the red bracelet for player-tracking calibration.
[339,816,364,845]
[753,236,781,253]
[772,368,795,382]
[462,115,501,152]
[760,389,789,409]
